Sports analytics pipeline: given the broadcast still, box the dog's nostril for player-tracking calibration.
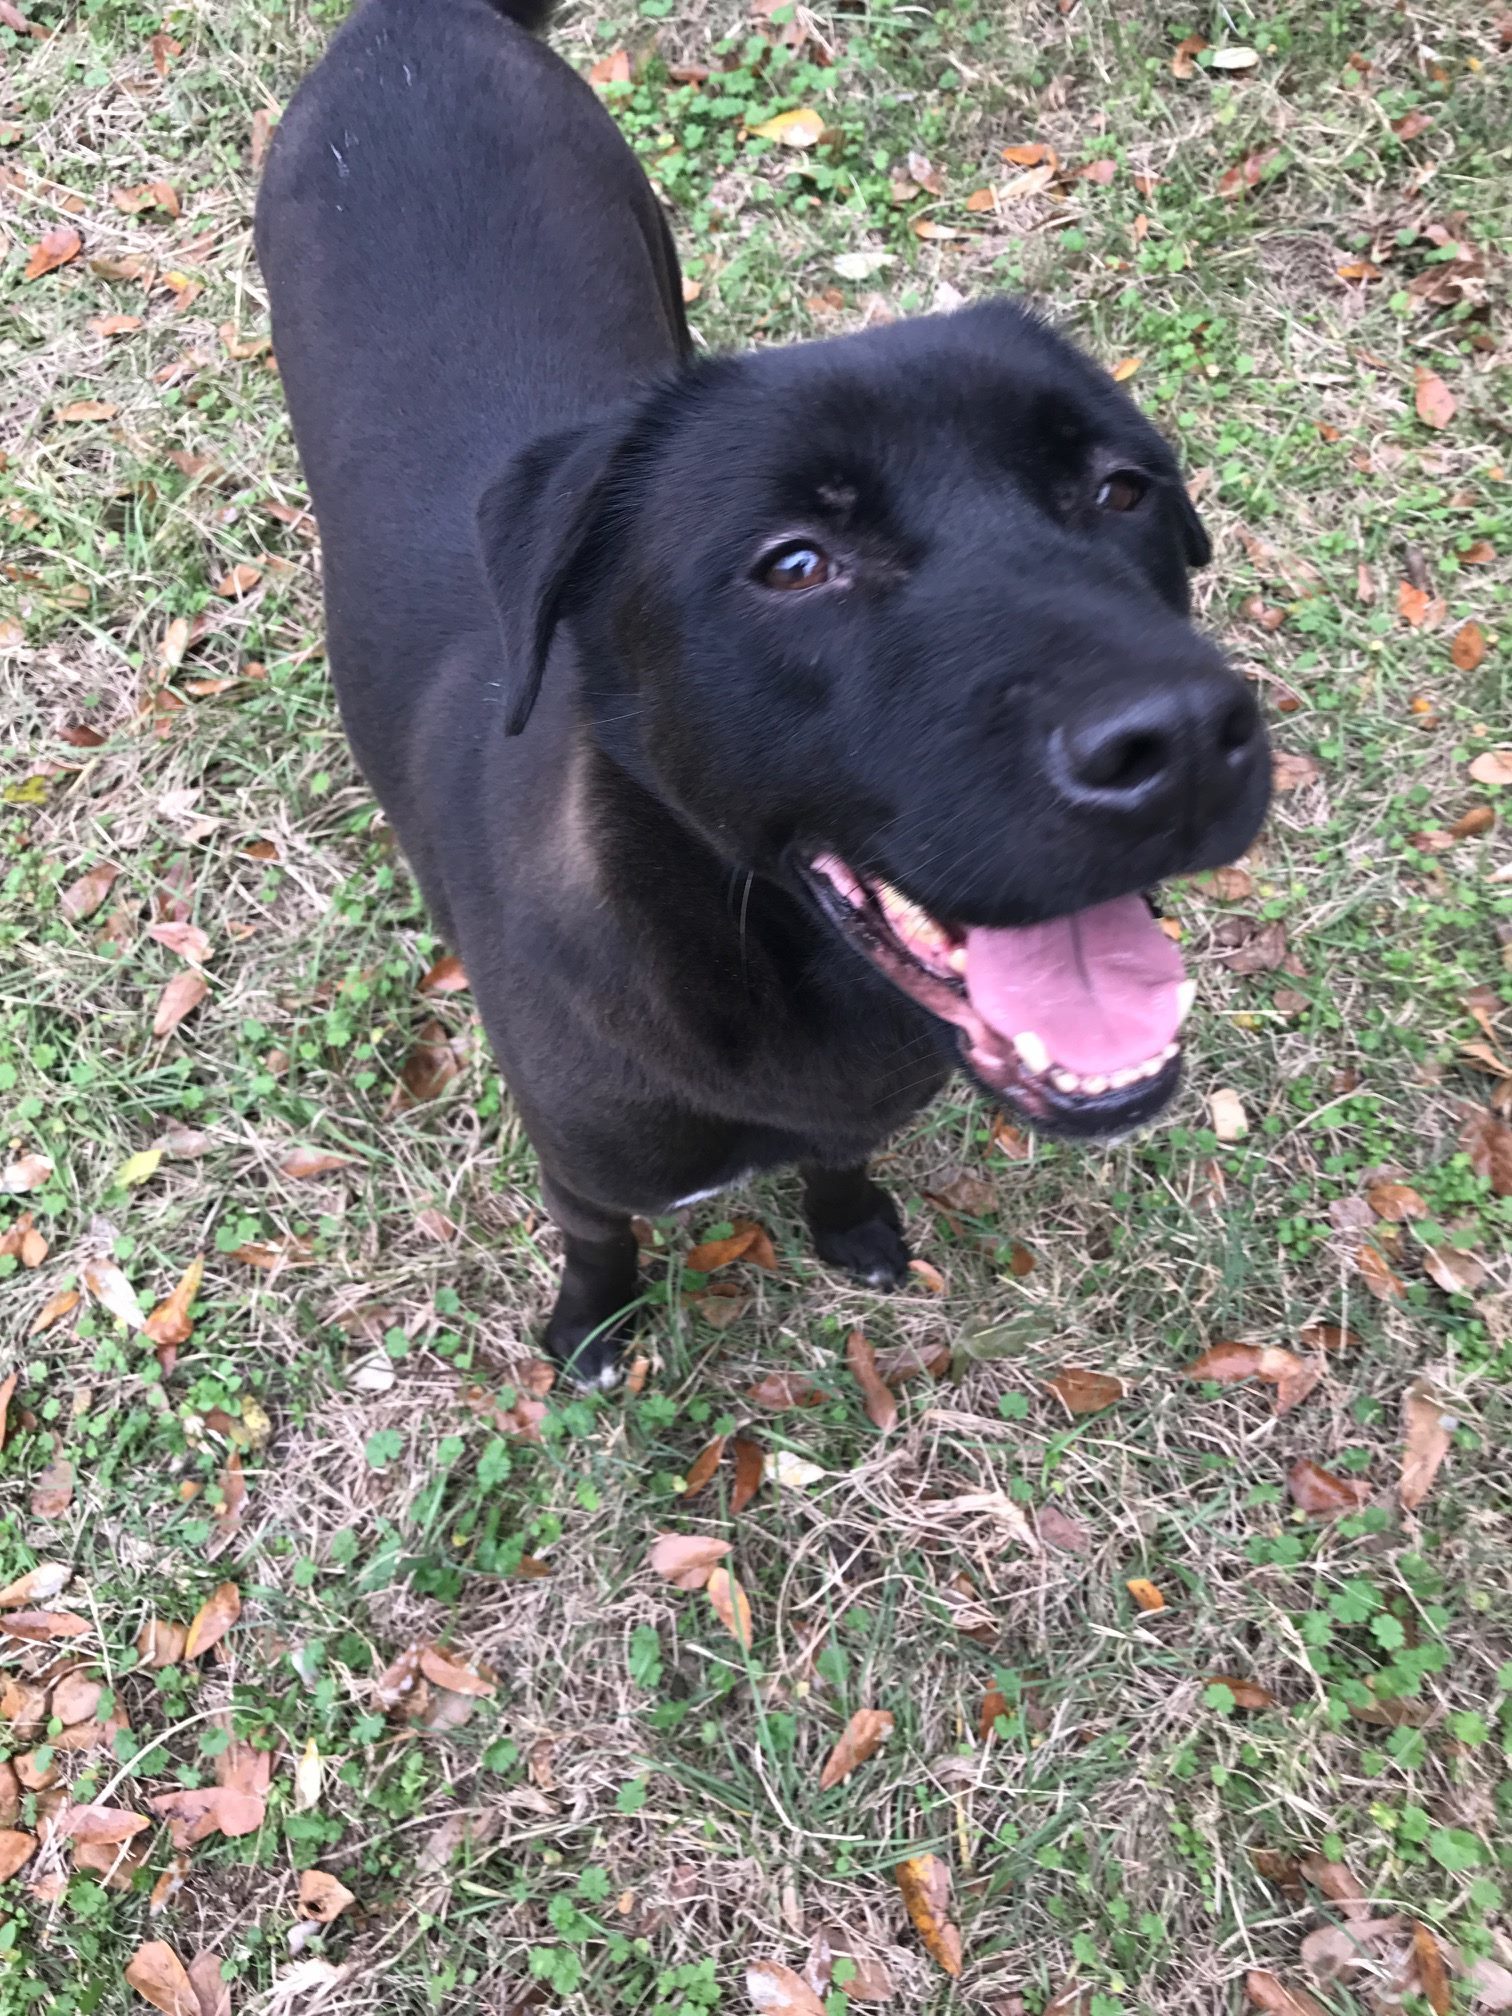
[1218,697,1257,755]
[1065,721,1171,796]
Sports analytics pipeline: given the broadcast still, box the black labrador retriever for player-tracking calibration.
[256,0,1270,1386]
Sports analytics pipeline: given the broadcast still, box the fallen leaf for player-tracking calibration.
[1111,356,1141,383]
[845,1329,898,1431]
[183,1581,240,1659]
[1036,1503,1091,1553]
[978,1686,1009,1740]
[1468,749,1512,790]
[588,46,630,87]
[1205,1674,1278,1711]
[1272,750,1321,792]
[1412,1925,1452,2016]
[24,225,82,281]
[1367,1180,1427,1221]
[1399,1381,1451,1510]
[1000,141,1056,167]
[1127,1577,1166,1613]
[745,1960,825,2015]
[0,1831,37,1882]
[30,1459,74,1519]
[277,1146,353,1180]
[213,564,261,598]
[1451,622,1487,674]
[113,178,180,217]
[1245,1972,1329,2016]
[2,1153,52,1194]
[1170,32,1207,78]
[1211,44,1260,68]
[55,398,118,423]
[143,1254,204,1353]
[1414,366,1456,430]
[765,1449,827,1490]
[692,1284,749,1328]
[419,953,469,994]
[418,1645,496,1697]
[1299,1321,1359,1353]
[872,1340,951,1383]
[0,1372,14,1446]
[297,1869,355,1923]
[1219,146,1282,200]
[395,1020,467,1104]
[686,1221,764,1272]
[147,1784,265,1848]
[750,106,825,148]
[207,1451,246,1559]
[294,1738,321,1814]
[146,921,212,965]
[908,1257,946,1293]
[125,1940,200,2016]
[1300,1917,1407,1982]
[57,1804,150,1846]
[1045,1367,1125,1416]
[1398,581,1441,629]
[707,1565,752,1648]
[818,1707,894,1790]
[1422,1244,1485,1295]
[1448,805,1495,840]
[965,187,995,212]
[895,1854,962,1977]
[746,1371,824,1408]
[52,1672,101,1725]
[61,862,120,922]
[1210,1088,1248,1142]
[998,163,1057,203]
[804,1924,892,2003]
[136,1618,188,1667]
[1288,1459,1370,1515]
[153,969,208,1038]
[648,1533,732,1591]
[0,1563,69,1608]
[1357,1243,1404,1300]
[731,1436,763,1515]
[682,1436,726,1497]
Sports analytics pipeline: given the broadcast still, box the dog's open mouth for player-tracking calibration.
[805,854,1195,1133]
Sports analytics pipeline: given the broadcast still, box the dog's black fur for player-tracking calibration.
[256,0,1269,1384]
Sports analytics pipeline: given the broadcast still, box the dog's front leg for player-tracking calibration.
[539,1173,640,1389]
[800,1162,910,1289]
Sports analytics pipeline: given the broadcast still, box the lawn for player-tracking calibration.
[2,1,1510,2012]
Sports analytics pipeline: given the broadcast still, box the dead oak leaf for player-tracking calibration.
[731,1436,764,1515]
[707,1565,753,1648]
[1451,622,1486,673]
[277,1146,353,1179]
[297,1869,355,1923]
[183,1580,240,1659]
[745,1961,825,2015]
[147,1784,264,1849]
[24,225,82,281]
[153,969,207,1038]
[0,1562,69,1607]
[1412,1924,1452,2016]
[1399,1381,1451,1510]
[125,1940,200,2016]
[1461,1107,1512,1195]
[681,1435,726,1497]
[845,1328,897,1431]
[895,1853,962,1976]
[30,1458,74,1519]
[143,1254,204,1356]
[817,1707,894,1790]
[1414,366,1456,430]
[1045,1366,1126,1416]
[804,1924,892,2003]
[1245,1972,1329,2016]
[648,1533,731,1591]
[1289,1459,1371,1515]
[745,1371,825,1408]
[61,862,120,922]
[417,1645,496,1697]
[0,1830,37,1882]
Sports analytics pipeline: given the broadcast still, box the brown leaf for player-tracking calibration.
[1219,146,1282,200]
[895,1853,962,1976]
[146,920,211,964]
[731,1436,764,1516]
[1414,366,1456,430]
[396,1020,466,1105]
[418,1645,496,1697]
[648,1533,732,1592]
[964,187,995,213]
[978,1686,1008,1740]
[1422,1244,1485,1295]
[52,1672,101,1726]
[1245,1972,1329,2016]
[0,1371,13,1448]
[0,1830,37,1882]
[589,47,631,86]
[1288,1459,1370,1515]
[707,1565,753,1648]
[57,1804,150,1846]
[2,1152,52,1194]
[125,1941,200,2016]
[147,1785,264,1849]
[1367,1180,1427,1222]
[1399,1381,1451,1510]
[745,1961,825,2015]
[277,1146,353,1179]
[908,1256,946,1293]
[746,1371,825,1408]
[297,1869,355,1923]
[183,1581,240,1659]
[1463,1107,1512,1197]
[1412,1925,1452,2016]
[1451,621,1486,673]
[213,564,261,598]
[1272,750,1321,792]
[1036,1503,1091,1553]
[692,1284,750,1328]
[1300,1855,1373,1923]
[136,1618,188,1667]
[846,1329,898,1431]
[682,1436,726,1497]
[818,1707,894,1790]
[1001,141,1056,167]
[55,398,118,423]
[1358,1243,1405,1300]
[1447,804,1495,840]
[113,178,180,217]
[207,1451,246,1559]
[872,1340,951,1383]
[1127,1577,1166,1613]
[0,1562,69,1608]
[250,107,275,175]
[1299,1321,1359,1354]
[1300,1917,1406,1981]
[1205,1674,1278,1711]
[152,969,207,1038]
[1185,1340,1264,1383]
[2,1607,88,1641]
[686,1222,759,1272]
[927,1170,997,1218]
[30,1458,74,1519]
[1170,32,1207,77]
[143,1254,204,1352]
[62,862,120,922]
[1045,1367,1125,1416]
[804,1924,892,2003]
[419,953,469,994]
[24,225,83,281]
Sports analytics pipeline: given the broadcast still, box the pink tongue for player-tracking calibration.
[964,894,1187,1076]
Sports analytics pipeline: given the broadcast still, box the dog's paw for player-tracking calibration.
[809,1197,911,1289]
[543,1309,634,1392]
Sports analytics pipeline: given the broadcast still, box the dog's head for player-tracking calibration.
[477,300,1269,1137]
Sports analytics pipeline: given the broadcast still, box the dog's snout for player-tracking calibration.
[1053,671,1263,823]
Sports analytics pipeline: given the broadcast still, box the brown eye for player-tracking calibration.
[1096,470,1148,513]
[759,542,832,590]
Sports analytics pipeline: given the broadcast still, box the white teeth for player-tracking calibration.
[1052,1069,1080,1094]
[949,947,968,975]
[1012,1030,1051,1075]
[1082,1074,1109,1096]
[1175,979,1198,1027]
[1161,1042,1179,1062]
[1110,1067,1138,1089]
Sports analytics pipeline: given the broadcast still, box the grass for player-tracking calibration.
[1,0,1510,2011]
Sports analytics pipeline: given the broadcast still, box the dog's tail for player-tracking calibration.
[473,0,557,30]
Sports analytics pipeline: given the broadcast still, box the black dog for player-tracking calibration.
[256,0,1269,1385]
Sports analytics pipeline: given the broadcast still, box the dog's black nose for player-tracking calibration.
[1053,673,1262,822]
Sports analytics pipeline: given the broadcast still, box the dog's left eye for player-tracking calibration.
[757,542,833,591]
[1096,470,1148,513]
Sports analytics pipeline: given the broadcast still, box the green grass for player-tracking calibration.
[2,1,1510,2012]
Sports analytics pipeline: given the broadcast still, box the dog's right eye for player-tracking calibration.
[757,542,833,591]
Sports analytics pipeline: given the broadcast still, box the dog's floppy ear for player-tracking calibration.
[1177,486,1212,570]
[476,409,636,736]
